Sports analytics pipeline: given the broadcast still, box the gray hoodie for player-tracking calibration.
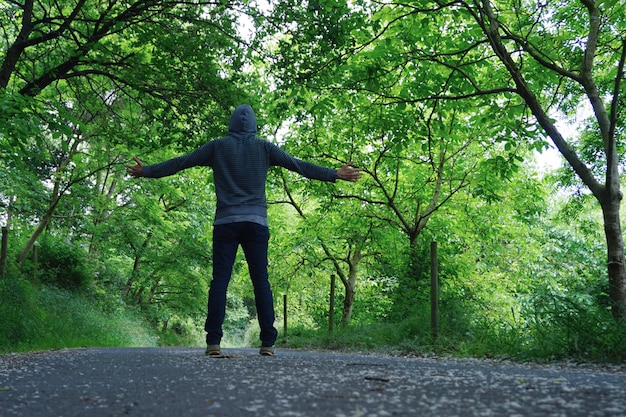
[142,104,337,226]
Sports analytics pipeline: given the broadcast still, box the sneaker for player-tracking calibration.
[259,346,275,356]
[205,344,221,356]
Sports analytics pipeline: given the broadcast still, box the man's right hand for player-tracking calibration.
[126,156,144,178]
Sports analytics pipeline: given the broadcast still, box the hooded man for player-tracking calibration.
[127,104,362,356]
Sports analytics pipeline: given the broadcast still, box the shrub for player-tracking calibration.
[0,277,43,348]
[0,275,157,353]
[37,235,92,291]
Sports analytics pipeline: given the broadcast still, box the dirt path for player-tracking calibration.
[1,347,624,416]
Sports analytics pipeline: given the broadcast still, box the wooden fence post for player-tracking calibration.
[1,226,7,279]
[329,274,336,334]
[283,293,288,342]
[431,241,439,341]
[33,243,38,281]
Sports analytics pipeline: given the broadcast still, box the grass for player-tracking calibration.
[0,278,157,354]
[281,316,437,356]
[279,311,626,363]
[2,277,624,363]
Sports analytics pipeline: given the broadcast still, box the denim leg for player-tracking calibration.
[204,224,239,346]
[240,223,278,347]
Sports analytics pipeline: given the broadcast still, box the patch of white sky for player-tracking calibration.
[235,0,272,43]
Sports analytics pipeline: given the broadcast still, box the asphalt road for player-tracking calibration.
[1,347,625,416]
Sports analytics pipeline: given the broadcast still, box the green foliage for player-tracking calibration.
[0,89,43,146]
[221,292,258,346]
[2,0,625,363]
[156,315,205,347]
[278,171,624,362]
[0,277,42,348]
[516,285,624,360]
[0,277,157,354]
[287,278,626,362]
[35,235,92,291]
[350,274,398,323]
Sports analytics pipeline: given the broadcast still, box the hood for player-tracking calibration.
[228,104,257,137]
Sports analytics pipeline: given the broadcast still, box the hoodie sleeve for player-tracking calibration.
[143,141,215,178]
[268,143,337,182]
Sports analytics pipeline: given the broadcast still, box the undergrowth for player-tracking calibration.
[0,278,157,354]
[2,277,624,363]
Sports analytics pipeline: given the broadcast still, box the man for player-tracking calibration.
[127,104,362,356]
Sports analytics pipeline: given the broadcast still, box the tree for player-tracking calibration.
[1,0,251,264]
[272,169,372,327]
[257,0,533,280]
[268,0,626,319]
[429,0,626,319]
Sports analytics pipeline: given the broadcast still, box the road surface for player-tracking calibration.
[1,347,625,416]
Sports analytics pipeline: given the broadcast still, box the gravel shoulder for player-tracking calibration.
[1,347,625,417]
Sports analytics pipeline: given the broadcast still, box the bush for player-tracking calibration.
[37,235,92,291]
[0,276,157,353]
[517,289,626,361]
[158,315,205,347]
[0,277,43,347]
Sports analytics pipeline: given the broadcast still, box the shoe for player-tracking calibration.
[205,344,221,356]
[259,346,275,356]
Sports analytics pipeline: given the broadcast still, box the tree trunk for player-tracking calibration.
[89,172,118,255]
[341,284,355,327]
[16,134,82,265]
[125,254,142,298]
[0,0,34,89]
[17,195,60,264]
[125,231,153,296]
[340,248,362,327]
[146,280,160,304]
[601,197,626,318]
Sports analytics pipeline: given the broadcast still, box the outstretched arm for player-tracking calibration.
[268,143,363,183]
[336,162,362,182]
[126,141,215,179]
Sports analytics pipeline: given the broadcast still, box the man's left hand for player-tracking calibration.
[336,162,363,182]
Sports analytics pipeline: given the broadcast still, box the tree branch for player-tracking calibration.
[475,0,604,199]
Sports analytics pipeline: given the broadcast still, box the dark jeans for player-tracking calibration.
[204,222,277,347]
